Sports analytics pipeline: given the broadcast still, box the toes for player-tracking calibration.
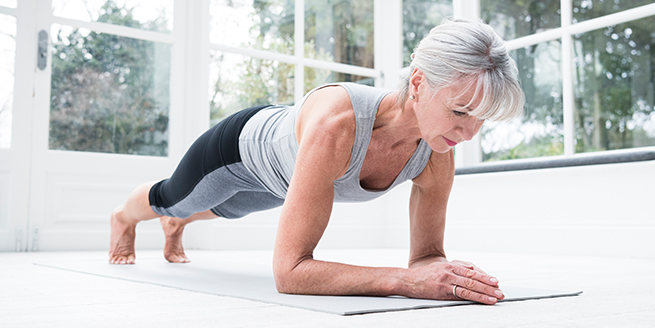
[109,255,136,265]
[173,256,190,263]
[166,254,190,263]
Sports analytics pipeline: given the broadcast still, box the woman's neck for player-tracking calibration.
[374,91,422,147]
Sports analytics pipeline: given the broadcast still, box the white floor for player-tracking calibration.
[1,248,654,328]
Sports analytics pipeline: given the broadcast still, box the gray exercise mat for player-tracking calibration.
[35,257,582,315]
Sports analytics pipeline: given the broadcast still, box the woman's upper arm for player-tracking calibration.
[408,150,455,267]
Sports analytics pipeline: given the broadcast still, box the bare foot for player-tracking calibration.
[160,216,190,263]
[109,207,137,264]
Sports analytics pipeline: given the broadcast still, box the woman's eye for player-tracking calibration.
[452,110,467,117]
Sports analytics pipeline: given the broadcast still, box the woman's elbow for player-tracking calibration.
[272,258,297,294]
[272,255,311,294]
[273,270,293,294]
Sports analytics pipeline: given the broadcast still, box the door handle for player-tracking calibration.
[37,30,48,70]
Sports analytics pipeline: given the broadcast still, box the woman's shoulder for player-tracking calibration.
[296,85,356,146]
[300,85,355,126]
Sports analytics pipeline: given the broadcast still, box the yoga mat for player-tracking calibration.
[35,257,582,315]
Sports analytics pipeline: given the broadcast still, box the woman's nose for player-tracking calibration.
[459,116,484,141]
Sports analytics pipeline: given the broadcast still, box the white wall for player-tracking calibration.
[186,159,654,259]
[384,160,655,259]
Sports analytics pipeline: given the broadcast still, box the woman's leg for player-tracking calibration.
[110,105,273,264]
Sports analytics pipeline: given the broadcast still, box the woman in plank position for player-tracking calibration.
[110,18,524,305]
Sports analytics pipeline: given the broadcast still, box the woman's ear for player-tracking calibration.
[409,69,424,99]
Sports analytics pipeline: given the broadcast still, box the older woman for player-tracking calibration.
[110,18,525,305]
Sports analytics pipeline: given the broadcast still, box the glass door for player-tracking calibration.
[25,0,185,250]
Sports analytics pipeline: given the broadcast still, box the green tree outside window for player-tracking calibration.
[49,1,171,156]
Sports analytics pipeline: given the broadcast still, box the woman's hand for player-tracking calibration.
[403,260,504,305]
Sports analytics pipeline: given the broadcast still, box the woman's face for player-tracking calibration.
[411,74,485,153]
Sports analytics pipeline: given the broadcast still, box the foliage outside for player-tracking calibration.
[402,0,453,67]
[481,0,655,161]
[49,1,170,156]
[573,15,655,153]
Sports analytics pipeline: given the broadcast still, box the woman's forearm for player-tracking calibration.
[274,257,409,297]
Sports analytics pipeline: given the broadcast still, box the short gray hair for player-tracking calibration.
[398,18,525,122]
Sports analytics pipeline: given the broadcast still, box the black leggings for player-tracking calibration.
[148,105,285,219]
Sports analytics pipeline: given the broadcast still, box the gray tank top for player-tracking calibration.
[238,82,432,202]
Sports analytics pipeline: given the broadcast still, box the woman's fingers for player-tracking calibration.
[449,261,504,303]
[453,285,501,305]
[451,263,499,287]
[451,274,504,302]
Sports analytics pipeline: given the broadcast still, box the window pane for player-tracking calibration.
[305,0,374,68]
[482,41,564,161]
[573,0,653,24]
[0,1,16,8]
[52,0,173,33]
[402,0,452,67]
[0,14,15,149]
[304,67,374,94]
[49,24,171,156]
[573,16,655,153]
[210,0,294,55]
[209,51,294,126]
[481,0,560,41]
